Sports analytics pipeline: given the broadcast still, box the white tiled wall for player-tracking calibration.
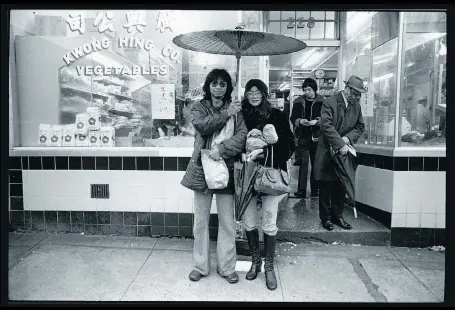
[355,166,394,213]
[391,171,445,229]
[356,167,445,229]
[23,170,195,214]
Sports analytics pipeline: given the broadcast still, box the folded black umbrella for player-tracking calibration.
[234,160,260,222]
[330,146,358,218]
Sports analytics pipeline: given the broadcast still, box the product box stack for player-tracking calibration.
[38,107,115,147]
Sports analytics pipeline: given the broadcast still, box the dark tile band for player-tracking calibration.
[10,155,446,172]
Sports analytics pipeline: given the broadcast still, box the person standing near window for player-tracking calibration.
[181,68,248,284]
[241,79,296,291]
[290,78,324,199]
[314,75,366,231]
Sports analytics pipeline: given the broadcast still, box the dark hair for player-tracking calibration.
[202,68,233,102]
[302,78,318,92]
[241,79,272,129]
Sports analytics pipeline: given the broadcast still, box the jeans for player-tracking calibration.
[242,194,286,236]
[193,191,236,276]
[297,138,319,196]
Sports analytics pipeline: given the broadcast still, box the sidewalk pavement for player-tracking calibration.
[8,231,445,303]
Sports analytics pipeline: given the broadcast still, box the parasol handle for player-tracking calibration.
[235,53,241,100]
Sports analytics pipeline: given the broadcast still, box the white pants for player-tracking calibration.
[242,194,286,236]
[193,191,236,276]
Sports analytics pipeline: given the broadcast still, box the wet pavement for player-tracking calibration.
[275,197,390,246]
[8,231,445,303]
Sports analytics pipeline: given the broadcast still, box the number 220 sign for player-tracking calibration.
[151,84,175,119]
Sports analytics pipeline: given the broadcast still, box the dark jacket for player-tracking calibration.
[243,107,296,172]
[290,94,325,141]
[185,99,247,192]
[314,91,365,181]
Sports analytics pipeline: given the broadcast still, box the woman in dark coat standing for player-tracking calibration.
[241,79,296,291]
[314,75,366,231]
[181,68,248,284]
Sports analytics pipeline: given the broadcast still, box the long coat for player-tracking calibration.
[182,99,247,192]
[290,93,325,141]
[314,91,365,181]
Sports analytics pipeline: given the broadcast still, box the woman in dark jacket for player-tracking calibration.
[290,78,324,198]
[241,79,295,291]
[181,68,247,284]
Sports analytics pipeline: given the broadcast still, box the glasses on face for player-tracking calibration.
[210,81,227,88]
[349,87,362,99]
[247,91,262,98]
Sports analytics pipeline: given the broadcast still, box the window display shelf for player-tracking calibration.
[60,84,109,98]
[93,77,126,88]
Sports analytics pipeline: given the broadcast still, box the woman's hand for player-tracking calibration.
[227,100,242,116]
[208,146,221,160]
[246,149,264,162]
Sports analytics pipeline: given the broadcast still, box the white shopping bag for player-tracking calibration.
[201,149,229,190]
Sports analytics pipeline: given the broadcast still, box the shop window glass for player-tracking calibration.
[295,25,310,40]
[296,11,310,20]
[10,9,243,148]
[281,11,295,20]
[268,21,281,35]
[310,21,325,39]
[269,11,281,20]
[399,12,446,146]
[325,22,335,39]
[326,11,335,20]
[345,12,380,145]
[310,11,325,20]
[370,38,398,146]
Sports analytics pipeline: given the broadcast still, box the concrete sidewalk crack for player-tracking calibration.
[119,239,158,301]
[8,234,50,270]
[387,247,442,302]
[348,258,388,302]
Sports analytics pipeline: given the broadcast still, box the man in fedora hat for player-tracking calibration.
[313,75,366,231]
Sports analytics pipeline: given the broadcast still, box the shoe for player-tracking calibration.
[310,191,319,198]
[321,220,333,231]
[188,270,204,281]
[293,191,306,198]
[245,229,262,280]
[264,233,277,290]
[217,271,239,284]
[332,217,352,230]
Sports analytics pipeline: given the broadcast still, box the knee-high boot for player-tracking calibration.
[264,233,277,290]
[245,229,262,280]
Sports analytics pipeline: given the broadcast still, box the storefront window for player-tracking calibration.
[345,12,401,146]
[344,12,376,145]
[10,9,244,148]
[398,12,446,146]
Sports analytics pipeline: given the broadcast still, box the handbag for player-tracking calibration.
[254,146,292,196]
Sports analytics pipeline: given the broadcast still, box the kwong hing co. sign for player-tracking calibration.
[64,10,181,77]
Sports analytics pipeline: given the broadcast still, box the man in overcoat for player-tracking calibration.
[314,75,366,231]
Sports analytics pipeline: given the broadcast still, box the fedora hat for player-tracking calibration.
[343,75,367,93]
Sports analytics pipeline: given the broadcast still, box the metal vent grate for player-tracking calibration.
[91,184,109,199]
